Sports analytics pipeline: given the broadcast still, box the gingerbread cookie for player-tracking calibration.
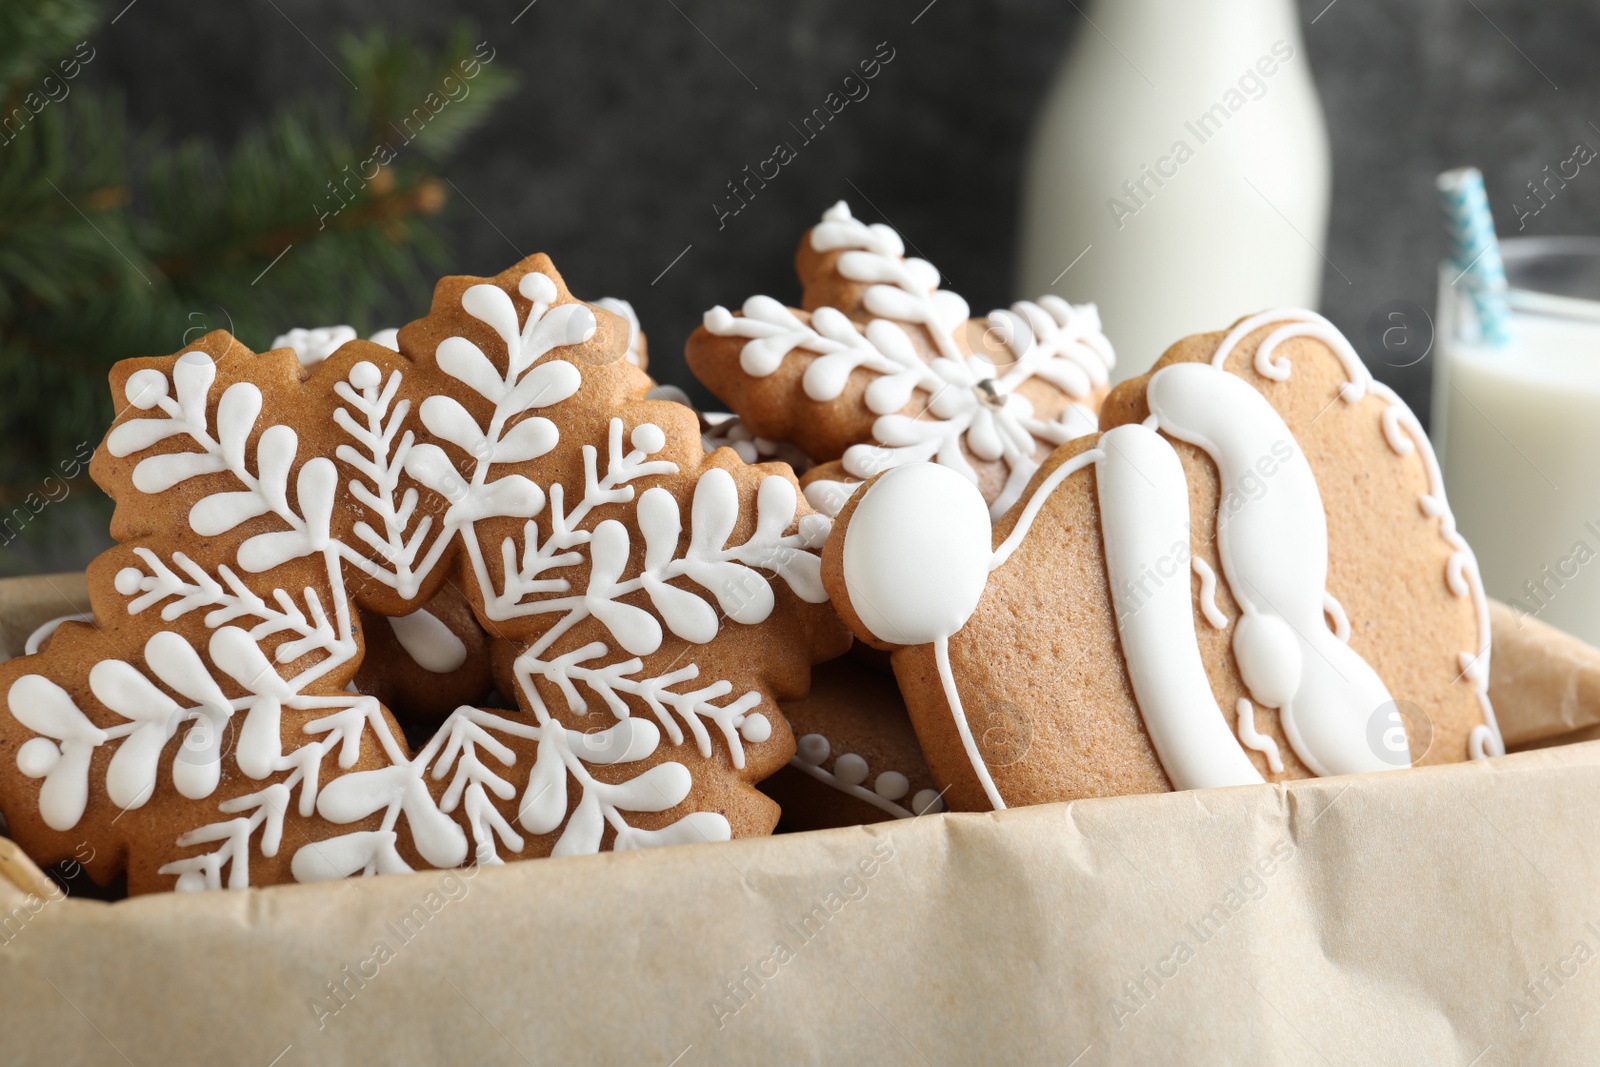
[0,255,845,893]
[351,580,494,729]
[22,612,95,656]
[275,292,645,372]
[686,201,1111,519]
[593,297,648,369]
[700,412,813,472]
[28,583,500,731]
[272,325,399,366]
[822,309,1501,811]
[760,656,944,831]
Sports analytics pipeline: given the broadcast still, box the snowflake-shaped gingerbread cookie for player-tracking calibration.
[687,201,1113,518]
[0,257,845,894]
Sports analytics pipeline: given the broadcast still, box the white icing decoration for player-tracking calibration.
[271,325,399,367]
[482,461,826,772]
[1097,424,1266,791]
[91,630,237,807]
[8,269,832,888]
[387,609,469,673]
[646,383,692,407]
[840,463,992,647]
[990,448,1105,570]
[832,753,869,786]
[1148,361,1403,779]
[1191,557,1229,630]
[797,733,830,764]
[840,450,1098,808]
[802,478,859,515]
[834,309,1498,800]
[874,771,909,800]
[1058,401,1100,442]
[1323,592,1351,643]
[632,423,666,455]
[701,413,813,471]
[703,298,938,406]
[1206,309,1503,761]
[934,635,1006,810]
[109,360,344,578]
[17,737,61,777]
[1235,698,1285,774]
[998,297,1116,393]
[22,613,94,655]
[124,369,167,409]
[273,325,356,367]
[702,201,1114,519]
[810,200,907,258]
[10,675,108,831]
[594,297,645,366]
[739,713,772,743]
[784,731,942,820]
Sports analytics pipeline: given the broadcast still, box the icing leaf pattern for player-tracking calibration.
[1,257,839,892]
[696,201,1115,518]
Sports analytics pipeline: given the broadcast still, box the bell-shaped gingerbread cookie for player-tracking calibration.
[822,309,1501,811]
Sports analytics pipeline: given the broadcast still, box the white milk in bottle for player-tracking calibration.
[1017,0,1330,379]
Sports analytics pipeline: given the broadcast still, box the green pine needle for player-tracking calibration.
[0,0,518,533]
[0,2,515,566]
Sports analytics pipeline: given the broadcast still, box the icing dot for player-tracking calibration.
[833,753,869,786]
[797,513,832,549]
[739,713,772,744]
[349,361,381,390]
[797,733,830,765]
[631,423,666,455]
[874,771,910,800]
[912,788,945,815]
[1232,613,1303,709]
[16,737,60,778]
[124,369,168,409]
[841,463,993,645]
[177,350,214,368]
[174,871,208,892]
[519,272,557,304]
[114,567,144,596]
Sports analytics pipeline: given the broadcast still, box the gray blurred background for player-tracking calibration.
[5,0,1589,579]
[92,0,1600,415]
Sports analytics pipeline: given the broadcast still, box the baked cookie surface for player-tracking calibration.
[351,580,494,731]
[687,201,1110,519]
[761,656,944,831]
[0,256,847,893]
[823,310,1500,811]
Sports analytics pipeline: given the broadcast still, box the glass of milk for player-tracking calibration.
[1432,236,1600,643]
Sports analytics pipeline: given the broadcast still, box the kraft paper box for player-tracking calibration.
[1,575,1599,1065]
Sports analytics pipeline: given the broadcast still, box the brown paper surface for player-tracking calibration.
[0,572,89,661]
[1491,600,1600,746]
[2,582,1599,1064]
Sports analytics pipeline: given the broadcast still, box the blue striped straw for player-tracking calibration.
[1436,167,1513,346]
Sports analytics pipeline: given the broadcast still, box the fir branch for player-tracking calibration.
[0,0,99,94]
[0,13,517,525]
